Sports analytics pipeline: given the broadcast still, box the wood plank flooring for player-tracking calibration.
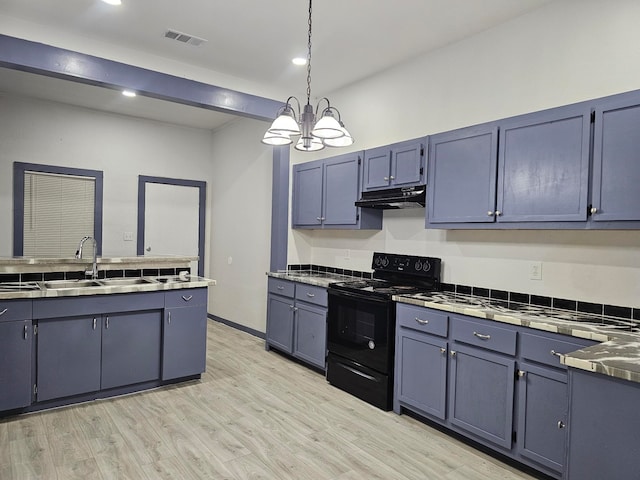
[0,320,542,479]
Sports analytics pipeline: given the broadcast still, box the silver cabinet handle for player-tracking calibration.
[550,350,562,357]
[289,305,295,309]
[558,421,566,429]
[293,307,299,312]
[487,211,494,216]
[316,217,326,221]
[590,207,598,214]
[389,176,395,180]
[440,347,446,354]
[24,324,28,340]
[383,176,389,181]
[105,317,109,329]
[168,312,171,325]
[518,370,526,378]
[306,292,315,298]
[0,308,7,317]
[182,295,193,302]
[276,286,285,290]
[450,350,457,357]
[495,210,502,216]
[473,331,491,340]
[93,317,97,330]
[415,317,429,325]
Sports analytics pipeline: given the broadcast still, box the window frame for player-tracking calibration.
[13,162,104,257]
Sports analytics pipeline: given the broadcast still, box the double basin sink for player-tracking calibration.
[0,276,188,292]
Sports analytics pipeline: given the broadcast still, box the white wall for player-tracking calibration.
[208,118,273,332]
[289,0,640,309]
[0,94,213,259]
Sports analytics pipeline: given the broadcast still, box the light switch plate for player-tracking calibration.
[529,261,542,280]
[123,231,134,241]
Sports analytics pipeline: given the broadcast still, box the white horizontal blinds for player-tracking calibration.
[23,171,95,258]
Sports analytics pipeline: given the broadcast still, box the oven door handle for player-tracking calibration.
[328,288,389,304]
[337,362,378,382]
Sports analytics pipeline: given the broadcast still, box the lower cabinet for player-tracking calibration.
[0,319,33,411]
[266,278,327,370]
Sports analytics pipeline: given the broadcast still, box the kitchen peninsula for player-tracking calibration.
[0,256,215,417]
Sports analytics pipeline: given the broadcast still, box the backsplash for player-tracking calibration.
[287,263,639,322]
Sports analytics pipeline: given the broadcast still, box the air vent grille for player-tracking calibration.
[164,29,207,47]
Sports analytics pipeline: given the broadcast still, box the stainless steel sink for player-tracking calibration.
[42,279,102,289]
[98,277,156,286]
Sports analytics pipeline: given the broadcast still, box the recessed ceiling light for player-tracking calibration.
[122,90,136,97]
[292,57,307,66]
[101,0,122,5]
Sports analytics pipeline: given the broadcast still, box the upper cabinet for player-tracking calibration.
[362,138,426,191]
[427,104,594,228]
[591,92,640,223]
[292,151,382,230]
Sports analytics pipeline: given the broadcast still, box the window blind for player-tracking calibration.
[23,171,95,258]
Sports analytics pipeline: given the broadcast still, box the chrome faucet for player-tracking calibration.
[75,236,98,279]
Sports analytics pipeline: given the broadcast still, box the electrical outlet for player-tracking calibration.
[529,261,542,280]
[123,231,134,241]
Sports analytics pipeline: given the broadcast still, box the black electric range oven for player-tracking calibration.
[326,252,441,410]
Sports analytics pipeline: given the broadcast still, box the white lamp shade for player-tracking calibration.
[311,113,344,139]
[323,126,353,147]
[262,131,293,146]
[295,136,324,152]
[268,110,300,135]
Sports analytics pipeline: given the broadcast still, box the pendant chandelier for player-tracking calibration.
[262,0,353,152]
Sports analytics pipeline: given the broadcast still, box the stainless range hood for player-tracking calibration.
[355,185,426,209]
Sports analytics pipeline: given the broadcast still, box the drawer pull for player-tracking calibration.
[105,317,109,329]
[0,308,7,317]
[24,324,28,340]
[440,347,446,354]
[306,293,315,298]
[415,317,429,325]
[450,350,457,357]
[558,420,566,429]
[550,350,562,358]
[276,286,285,290]
[473,331,491,340]
[93,318,97,330]
[518,370,526,378]
[182,295,193,302]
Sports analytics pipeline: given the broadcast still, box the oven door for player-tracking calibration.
[327,288,394,374]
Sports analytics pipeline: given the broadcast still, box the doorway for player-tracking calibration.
[137,176,206,277]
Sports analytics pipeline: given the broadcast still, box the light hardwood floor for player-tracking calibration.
[0,320,542,479]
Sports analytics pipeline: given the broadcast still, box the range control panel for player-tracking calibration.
[372,252,442,278]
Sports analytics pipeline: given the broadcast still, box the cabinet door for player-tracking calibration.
[292,160,323,227]
[293,302,326,369]
[37,316,102,402]
[396,329,447,420]
[390,138,425,187]
[449,344,515,449]
[101,311,162,389]
[428,125,498,224]
[362,147,391,190]
[496,106,590,222]
[162,305,207,380]
[323,152,360,227]
[266,294,294,353]
[0,320,32,411]
[517,363,568,474]
[591,98,640,221]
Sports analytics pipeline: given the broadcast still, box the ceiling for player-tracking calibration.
[0,0,555,130]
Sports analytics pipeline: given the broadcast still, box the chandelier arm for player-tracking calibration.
[285,96,302,119]
[314,97,332,116]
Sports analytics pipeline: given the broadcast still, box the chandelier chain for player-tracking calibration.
[306,0,313,105]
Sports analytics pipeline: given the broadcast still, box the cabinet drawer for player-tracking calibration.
[0,299,32,322]
[451,317,517,355]
[268,278,295,298]
[520,332,596,369]
[295,283,327,307]
[397,304,448,337]
[165,288,207,308]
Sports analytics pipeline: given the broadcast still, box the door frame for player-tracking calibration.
[137,176,206,277]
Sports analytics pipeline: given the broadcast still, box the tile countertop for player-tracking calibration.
[267,270,361,288]
[395,292,640,384]
[0,276,216,300]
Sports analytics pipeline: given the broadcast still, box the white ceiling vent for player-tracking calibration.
[164,29,207,47]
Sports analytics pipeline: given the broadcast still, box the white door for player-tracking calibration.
[144,183,200,275]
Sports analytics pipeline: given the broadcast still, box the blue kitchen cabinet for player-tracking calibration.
[162,288,208,380]
[0,319,33,411]
[427,124,498,224]
[496,105,591,223]
[517,363,567,475]
[37,315,102,401]
[591,93,640,222]
[292,152,382,230]
[266,278,328,370]
[566,370,640,480]
[362,138,426,191]
[101,311,162,389]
